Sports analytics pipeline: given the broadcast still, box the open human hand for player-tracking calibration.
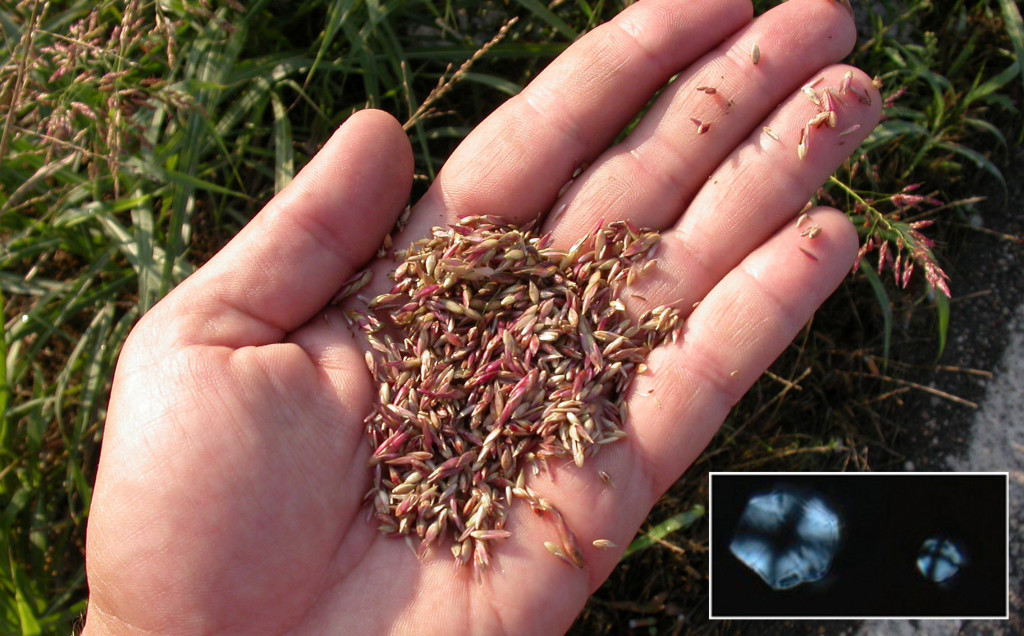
[83,0,880,633]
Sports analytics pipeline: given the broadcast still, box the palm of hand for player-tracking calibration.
[84,1,878,634]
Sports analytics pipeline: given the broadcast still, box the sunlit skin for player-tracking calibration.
[83,1,880,634]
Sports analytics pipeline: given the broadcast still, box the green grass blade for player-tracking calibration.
[58,304,115,518]
[402,42,569,61]
[123,157,251,199]
[25,370,46,455]
[962,61,1021,109]
[460,71,522,96]
[623,505,706,558]
[513,0,578,40]
[0,289,7,433]
[933,285,950,362]
[932,140,1007,193]
[962,116,1008,148]
[997,0,1024,91]
[269,91,295,193]
[860,261,893,367]
[342,19,380,106]
[424,125,472,141]
[0,152,80,215]
[161,9,248,293]
[862,119,931,148]
[226,53,314,87]
[306,0,363,85]
[130,191,158,313]
[10,559,41,636]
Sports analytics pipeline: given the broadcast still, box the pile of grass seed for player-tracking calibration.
[356,216,680,579]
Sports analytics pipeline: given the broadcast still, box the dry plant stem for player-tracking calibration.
[849,371,978,409]
[353,216,680,580]
[403,17,518,131]
[0,0,44,169]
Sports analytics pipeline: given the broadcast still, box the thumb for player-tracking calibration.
[149,109,413,349]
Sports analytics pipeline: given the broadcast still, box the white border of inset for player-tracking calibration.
[708,471,1010,620]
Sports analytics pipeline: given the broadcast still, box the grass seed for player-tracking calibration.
[356,215,680,578]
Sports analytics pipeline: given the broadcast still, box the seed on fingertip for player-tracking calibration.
[557,179,575,198]
[807,111,831,128]
[839,124,861,136]
[840,71,853,95]
[801,85,821,106]
[796,213,809,228]
[751,43,760,65]
[593,539,617,549]
[695,85,717,95]
[763,126,780,142]
[850,86,872,105]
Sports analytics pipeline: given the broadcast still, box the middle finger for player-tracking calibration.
[546,0,857,242]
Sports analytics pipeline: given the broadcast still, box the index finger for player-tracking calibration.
[398,0,754,242]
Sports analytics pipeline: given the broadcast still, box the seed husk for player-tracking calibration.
[801,225,822,239]
[750,43,760,65]
[357,215,680,578]
[840,70,853,95]
[689,117,710,134]
[801,84,821,106]
[797,127,809,160]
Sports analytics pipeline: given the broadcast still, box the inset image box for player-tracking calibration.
[709,472,1009,620]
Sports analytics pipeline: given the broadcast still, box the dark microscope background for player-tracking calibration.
[710,474,1007,618]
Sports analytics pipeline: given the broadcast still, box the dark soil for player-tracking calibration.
[728,149,1024,636]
